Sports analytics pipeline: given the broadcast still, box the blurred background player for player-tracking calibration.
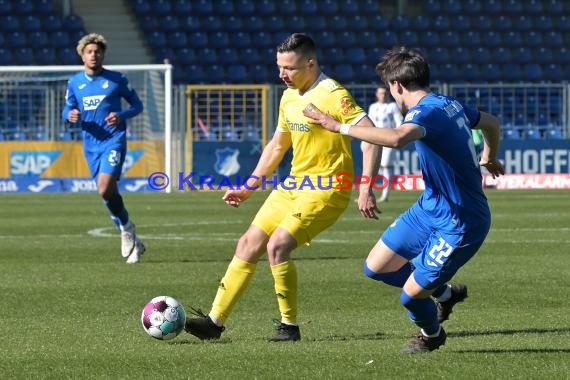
[184,33,381,342]
[62,33,145,264]
[304,47,505,353]
[365,86,403,202]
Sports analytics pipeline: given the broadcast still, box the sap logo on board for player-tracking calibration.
[121,150,144,174]
[82,95,106,110]
[10,151,62,176]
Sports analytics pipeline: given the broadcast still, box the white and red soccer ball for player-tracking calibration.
[141,296,186,340]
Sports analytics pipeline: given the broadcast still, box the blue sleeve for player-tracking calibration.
[457,101,481,128]
[117,75,143,120]
[61,79,78,121]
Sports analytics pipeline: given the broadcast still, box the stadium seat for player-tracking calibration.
[36,0,54,14]
[450,14,471,30]
[42,14,63,32]
[0,0,11,14]
[325,47,345,65]
[493,46,512,64]
[545,126,564,139]
[542,63,563,82]
[147,31,167,49]
[21,15,42,32]
[216,0,235,15]
[175,47,196,65]
[503,31,522,47]
[0,47,13,65]
[421,30,440,48]
[389,14,409,31]
[224,15,244,32]
[515,46,532,64]
[131,0,150,14]
[154,47,175,63]
[545,0,564,14]
[254,31,273,48]
[256,0,276,14]
[482,30,502,47]
[205,65,226,83]
[493,15,512,32]
[306,16,327,32]
[139,15,159,33]
[173,0,192,15]
[63,14,85,32]
[1,15,20,32]
[535,15,553,31]
[410,14,430,31]
[159,15,180,32]
[297,0,318,14]
[502,0,523,14]
[543,31,563,47]
[333,63,355,83]
[264,15,284,32]
[151,0,171,15]
[535,47,553,64]
[472,46,491,64]
[197,47,218,64]
[188,31,209,48]
[181,15,200,32]
[462,31,481,47]
[287,15,306,31]
[368,14,390,30]
[452,46,470,64]
[439,30,460,47]
[472,14,492,30]
[219,47,239,64]
[513,15,533,31]
[432,15,451,31]
[12,0,34,14]
[524,125,542,139]
[399,30,419,46]
[233,0,255,14]
[35,46,57,65]
[524,31,543,47]
[319,0,339,15]
[227,65,248,83]
[522,63,543,81]
[315,31,336,48]
[201,15,222,32]
[463,0,481,13]
[377,30,397,48]
[191,0,213,14]
[482,63,502,82]
[346,47,366,64]
[277,0,296,15]
[7,31,27,48]
[336,30,356,48]
[14,47,34,65]
[423,0,440,14]
[427,46,450,64]
[168,31,188,49]
[241,15,264,32]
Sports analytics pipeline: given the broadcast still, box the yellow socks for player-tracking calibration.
[210,256,257,324]
[271,260,298,324]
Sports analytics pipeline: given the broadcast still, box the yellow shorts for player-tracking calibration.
[252,187,350,246]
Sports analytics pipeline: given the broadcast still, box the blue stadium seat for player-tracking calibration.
[535,47,553,64]
[472,14,491,31]
[168,31,188,49]
[493,46,512,63]
[463,0,482,12]
[256,0,275,14]
[482,30,502,47]
[333,63,355,83]
[189,31,209,48]
[227,65,248,83]
[389,14,409,31]
[472,46,491,64]
[42,14,63,32]
[319,0,339,15]
[421,30,440,48]
[297,0,318,14]
[423,0,440,14]
[515,46,532,64]
[139,15,158,33]
[0,0,11,14]
[432,15,451,31]
[264,15,284,32]
[543,63,563,82]
[482,63,502,82]
[336,30,356,48]
[209,31,230,48]
[173,0,193,15]
[287,15,306,31]
[198,47,218,64]
[544,0,564,14]
[242,15,264,32]
[502,0,523,14]
[63,14,84,32]
[535,15,553,31]
[524,125,542,139]
[278,0,296,15]
[160,15,180,32]
[503,31,522,46]
[440,63,461,82]
[35,46,57,65]
[502,64,522,82]
[147,31,167,49]
[239,47,260,65]
[522,63,543,81]
[428,47,450,64]
[13,0,34,14]
[205,65,226,83]
[201,15,222,32]
[175,47,196,65]
[524,31,543,47]
[315,31,336,48]
[327,15,347,31]
[399,30,419,46]
[410,14,430,31]
[440,0,462,14]
[233,0,255,14]
[0,47,13,65]
[248,64,270,83]
[57,46,81,65]
[377,30,397,48]
[254,31,273,48]
[7,31,27,48]
[224,15,244,32]
[523,0,543,12]
[219,47,239,64]
[439,30,460,47]
[326,47,346,65]
[462,63,481,82]
[493,15,512,32]
[14,47,34,65]
[181,15,200,32]
[543,31,563,47]
[462,31,481,47]
[132,0,150,14]
[346,46,366,64]
[182,64,204,83]
[192,0,213,15]
[215,0,235,15]
[306,16,327,32]
[1,15,20,32]
[368,14,390,30]
[452,46,470,64]
[450,14,471,30]
[151,0,171,15]
[154,47,175,63]
[36,0,54,14]
[513,15,533,31]
[21,15,42,32]
[545,126,563,139]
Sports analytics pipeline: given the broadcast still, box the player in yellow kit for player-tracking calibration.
[185,33,382,341]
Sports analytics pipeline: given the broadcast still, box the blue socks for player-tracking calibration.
[400,291,440,335]
[103,191,129,226]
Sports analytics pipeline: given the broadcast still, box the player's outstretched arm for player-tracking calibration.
[223,131,291,208]
[475,112,505,179]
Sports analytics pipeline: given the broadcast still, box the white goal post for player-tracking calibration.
[0,64,175,193]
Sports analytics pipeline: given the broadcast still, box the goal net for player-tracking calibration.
[0,64,174,193]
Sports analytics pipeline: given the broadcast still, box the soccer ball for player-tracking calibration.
[141,296,186,340]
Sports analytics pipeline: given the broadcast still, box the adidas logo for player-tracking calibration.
[292,212,301,219]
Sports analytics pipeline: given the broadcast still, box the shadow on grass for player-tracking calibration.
[455,348,570,353]
[448,327,570,338]
[168,337,232,345]
[308,331,390,342]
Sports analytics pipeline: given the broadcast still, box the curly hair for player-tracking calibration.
[76,33,107,56]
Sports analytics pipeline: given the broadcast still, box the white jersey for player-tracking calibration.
[368,101,403,129]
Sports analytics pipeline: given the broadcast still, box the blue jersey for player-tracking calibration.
[62,69,143,143]
[404,93,489,232]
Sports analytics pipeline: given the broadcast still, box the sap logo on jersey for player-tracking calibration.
[83,95,106,110]
[10,151,62,176]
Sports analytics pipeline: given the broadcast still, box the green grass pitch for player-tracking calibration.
[1,189,568,379]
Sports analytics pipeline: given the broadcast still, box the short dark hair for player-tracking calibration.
[277,33,316,59]
[375,47,430,91]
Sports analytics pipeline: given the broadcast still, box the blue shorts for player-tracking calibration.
[83,134,126,180]
[380,205,490,290]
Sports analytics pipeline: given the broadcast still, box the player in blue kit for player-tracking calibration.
[62,33,145,264]
[304,47,505,353]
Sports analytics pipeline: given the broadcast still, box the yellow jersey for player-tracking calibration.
[277,73,365,189]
